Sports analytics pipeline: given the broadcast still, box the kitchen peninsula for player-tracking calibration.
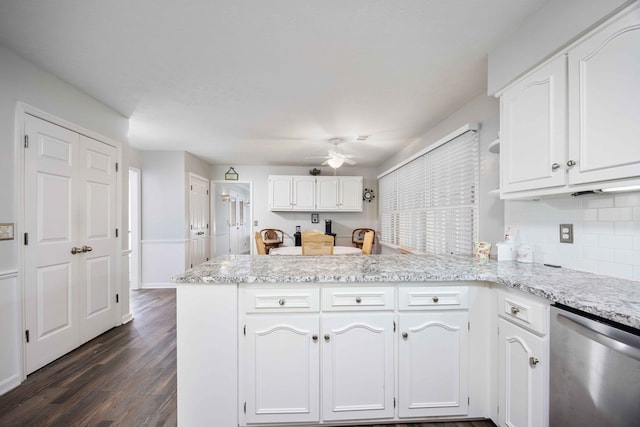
[173,254,640,426]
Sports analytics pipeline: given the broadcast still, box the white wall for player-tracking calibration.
[140,151,186,287]
[209,165,379,249]
[0,43,129,395]
[487,0,630,94]
[505,193,640,281]
[377,93,504,252]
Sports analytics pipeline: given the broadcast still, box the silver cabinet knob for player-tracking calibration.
[82,245,93,253]
[511,306,520,315]
[402,332,408,339]
[567,160,576,167]
[355,296,362,303]
[312,335,318,342]
[529,357,539,367]
[432,296,439,303]
[70,247,82,255]
[324,334,330,342]
[278,298,286,306]
[551,163,560,171]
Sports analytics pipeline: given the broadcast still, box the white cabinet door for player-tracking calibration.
[293,176,317,210]
[567,6,640,185]
[500,55,567,193]
[398,311,468,418]
[339,176,363,211]
[316,176,363,211]
[498,318,547,427]
[321,313,394,421]
[268,175,294,210]
[244,316,320,424]
[316,177,339,210]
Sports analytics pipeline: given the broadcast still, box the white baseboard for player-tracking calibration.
[121,313,134,324]
[141,282,177,289]
[0,374,21,397]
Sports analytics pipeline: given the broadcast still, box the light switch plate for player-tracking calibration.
[0,223,14,240]
[559,224,573,243]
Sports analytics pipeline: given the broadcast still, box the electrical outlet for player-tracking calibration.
[559,224,573,243]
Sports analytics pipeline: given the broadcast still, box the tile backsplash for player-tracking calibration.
[505,191,640,281]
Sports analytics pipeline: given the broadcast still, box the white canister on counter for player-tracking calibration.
[516,244,533,263]
[496,242,514,261]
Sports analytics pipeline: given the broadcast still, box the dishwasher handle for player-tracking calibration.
[556,312,640,362]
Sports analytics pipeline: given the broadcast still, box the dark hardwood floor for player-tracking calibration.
[0,289,495,427]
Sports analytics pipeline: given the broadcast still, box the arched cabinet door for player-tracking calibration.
[498,318,547,427]
[568,5,640,185]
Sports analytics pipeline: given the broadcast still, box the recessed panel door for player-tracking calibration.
[79,135,117,342]
[24,114,81,373]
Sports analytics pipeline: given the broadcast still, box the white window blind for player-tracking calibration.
[378,130,479,255]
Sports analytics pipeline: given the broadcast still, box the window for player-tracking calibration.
[378,129,479,255]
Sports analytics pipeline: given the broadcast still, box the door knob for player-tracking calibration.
[402,332,408,339]
[567,160,576,167]
[551,163,560,171]
[529,357,540,367]
[312,335,318,342]
[82,245,93,253]
[324,334,330,342]
[70,247,82,255]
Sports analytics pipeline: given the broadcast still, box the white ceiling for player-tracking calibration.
[0,0,546,168]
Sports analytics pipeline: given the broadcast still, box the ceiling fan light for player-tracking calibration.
[327,156,344,168]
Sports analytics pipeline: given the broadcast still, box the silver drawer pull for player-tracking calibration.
[529,357,539,367]
[511,306,520,315]
[278,298,286,306]
[432,296,439,303]
[355,296,362,303]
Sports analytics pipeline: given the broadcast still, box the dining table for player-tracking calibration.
[268,246,362,256]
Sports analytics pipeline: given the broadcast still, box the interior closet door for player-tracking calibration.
[24,115,118,374]
[189,175,209,268]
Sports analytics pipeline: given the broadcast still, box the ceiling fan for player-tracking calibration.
[310,138,357,169]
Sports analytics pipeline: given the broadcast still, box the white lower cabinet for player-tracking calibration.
[398,286,469,418]
[244,315,320,424]
[496,287,549,427]
[398,311,469,418]
[321,313,395,421]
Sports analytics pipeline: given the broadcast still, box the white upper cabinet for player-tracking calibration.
[316,176,363,212]
[499,4,640,198]
[567,6,640,185]
[269,175,363,212]
[500,55,567,193]
[268,175,316,211]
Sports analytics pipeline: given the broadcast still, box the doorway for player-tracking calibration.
[211,181,252,256]
[128,168,141,289]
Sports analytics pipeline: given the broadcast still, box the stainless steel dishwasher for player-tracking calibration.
[550,304,640,426]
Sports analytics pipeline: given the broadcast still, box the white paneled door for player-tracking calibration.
[188,174,209,268]
[24,114,118,374]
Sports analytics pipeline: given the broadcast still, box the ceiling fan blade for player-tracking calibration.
[344,158,357,165]
[320,159,330,165]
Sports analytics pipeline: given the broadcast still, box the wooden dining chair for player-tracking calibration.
[260,228,284,253]
[352,228,375,249]
[361,231,374,255]
[301,233,334,255]
[254,232,267,255]
[302,229,324,240]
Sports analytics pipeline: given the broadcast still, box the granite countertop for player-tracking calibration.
[172,254,640,330]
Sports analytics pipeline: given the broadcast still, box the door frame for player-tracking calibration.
[15,102,125,381]
[129,167,141,290]
[210,180,253,256]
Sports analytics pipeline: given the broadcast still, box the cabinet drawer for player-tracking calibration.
[398,286,468,310]
[244,288,320,313]
[497,290,548,335]
[322,287,394,311]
